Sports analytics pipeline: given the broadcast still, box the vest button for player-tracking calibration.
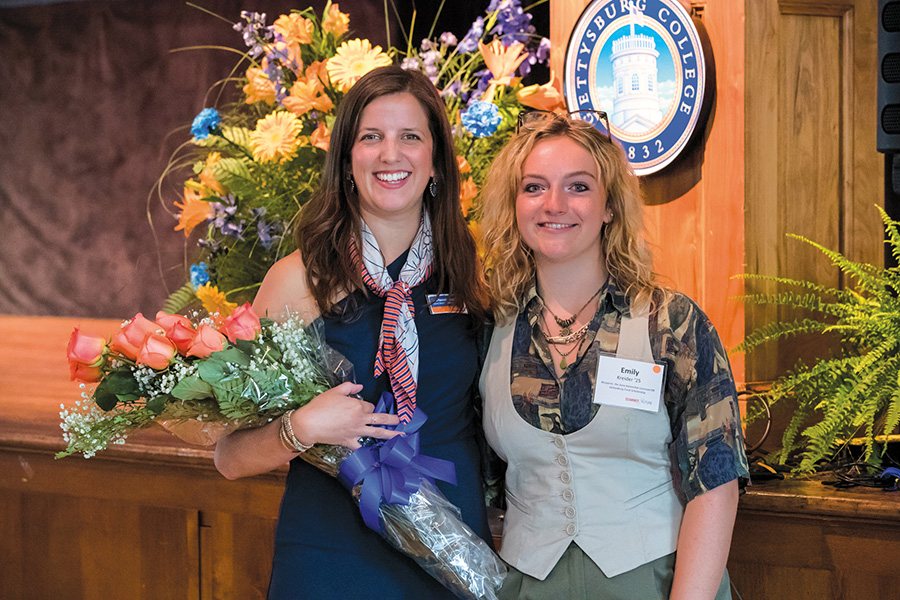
[562,489,574,501]
[560,472,572,484]
[566,523,577,536]
[554,437,565,448]
[565,506,576,518]
[557,455,569,466]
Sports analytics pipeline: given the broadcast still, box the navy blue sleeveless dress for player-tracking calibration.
[267,252,492,599]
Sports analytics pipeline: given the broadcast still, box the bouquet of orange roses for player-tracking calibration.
[62,305,506,599]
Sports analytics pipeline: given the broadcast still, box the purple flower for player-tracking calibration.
[401,56,421,70]
[234,11,274,59]
[490,1,534,45]
[210,196,245,239]
[458,17,484,53]
[439,32,458,47]
[536,37,551,63]
[461,101,502,138]
[191,108,220,139]
[440,81,461,99]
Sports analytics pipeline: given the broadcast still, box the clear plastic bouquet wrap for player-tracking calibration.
[62,305,506,599]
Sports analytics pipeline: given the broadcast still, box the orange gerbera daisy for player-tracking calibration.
[174,186,214,237]
[243,67,277,105]
[327,39,392,92]
[322,3,350,36]
[249,111,305,163]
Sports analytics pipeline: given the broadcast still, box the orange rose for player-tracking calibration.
[67,328,107,382]
[136,333,177,370]
[109,313,162,360]
[156,311,197,355]
[186,324,227,358]
[221,303,262,343]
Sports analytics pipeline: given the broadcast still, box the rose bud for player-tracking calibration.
[166,320,197,355]
[155,311,193,332]
[221,302,262,343]
[186,323,227,358]
[67,328,107,382]
[110,313,163,359]
[136,333,178,370]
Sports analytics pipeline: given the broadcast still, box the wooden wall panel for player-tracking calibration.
[744,0,882,381]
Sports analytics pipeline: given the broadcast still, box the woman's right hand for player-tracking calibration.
[292,382,403,450]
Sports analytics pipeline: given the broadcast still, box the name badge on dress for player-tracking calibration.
[593,354,665,413]
[426,294,467,314]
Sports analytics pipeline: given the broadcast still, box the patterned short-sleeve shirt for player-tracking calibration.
[504,279,749,503]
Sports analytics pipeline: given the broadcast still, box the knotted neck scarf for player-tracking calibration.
[349,212,434,423]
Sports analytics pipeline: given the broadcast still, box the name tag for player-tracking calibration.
[426,294,467,314]
[593,354,665,413]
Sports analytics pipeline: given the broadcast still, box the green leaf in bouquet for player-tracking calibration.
[210,347,251,367]
[115,393,141,404]
[146,395,170,415]
[171,375,214,401]
[106,369,140,395]
[197,360,227,382]
[220,125,253,151]
[214,156,253,184]
[93,380,121,411]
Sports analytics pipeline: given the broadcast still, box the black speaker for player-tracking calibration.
[879,0,900,152]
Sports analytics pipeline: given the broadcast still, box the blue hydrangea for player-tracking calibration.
[461,101,502,138]
[190,262,210,289]
[191,108,220,140]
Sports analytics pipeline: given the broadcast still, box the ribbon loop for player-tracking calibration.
[338,392,457,531]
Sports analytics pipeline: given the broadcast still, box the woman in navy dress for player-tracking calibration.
[213,66,491,599]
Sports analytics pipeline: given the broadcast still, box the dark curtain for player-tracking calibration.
[0,0,387,318]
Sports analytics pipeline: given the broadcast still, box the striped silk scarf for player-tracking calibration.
[350,213,434,423]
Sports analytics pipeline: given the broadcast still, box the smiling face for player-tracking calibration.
[350,92,435,226]
[516,135,612,270]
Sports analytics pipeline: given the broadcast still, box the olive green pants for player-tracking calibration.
[498,543,732,600]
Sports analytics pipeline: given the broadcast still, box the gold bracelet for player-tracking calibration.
[280,409,313,453]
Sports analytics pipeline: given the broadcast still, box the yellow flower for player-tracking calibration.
[311,122,331,151]
[518,78,565,112]
[273,13,312,45]
[322,3,350,37]
[195,284,237,320]
[199,152,227,196]
[283,77,334,116]
[460,177,478,216]
[327,39,392,92]
[243,67,276,105]
[479,40,527,86]
[249,111,305,163]
[174,186,214,237]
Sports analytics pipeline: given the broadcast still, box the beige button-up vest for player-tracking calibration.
[480,314,683,579]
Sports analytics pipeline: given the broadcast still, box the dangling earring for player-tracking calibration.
[347,172,356,193]
[428,177,437,198]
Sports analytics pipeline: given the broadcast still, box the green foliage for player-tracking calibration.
[737,206,900,472]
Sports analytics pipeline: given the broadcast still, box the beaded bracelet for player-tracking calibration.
[279,409,313,453]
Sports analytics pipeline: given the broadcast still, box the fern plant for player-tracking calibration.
[735,206,900,473]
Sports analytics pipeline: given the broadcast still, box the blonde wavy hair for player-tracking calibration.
[479,116,667,323]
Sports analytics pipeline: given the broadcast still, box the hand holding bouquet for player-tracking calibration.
[62,306,506,599]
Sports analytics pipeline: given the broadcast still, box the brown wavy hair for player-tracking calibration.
[479,116,668,323]
[295,66,486,321]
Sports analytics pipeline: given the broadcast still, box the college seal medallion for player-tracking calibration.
[564,0,710,175]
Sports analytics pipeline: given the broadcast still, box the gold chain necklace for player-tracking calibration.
[538,284,605,336]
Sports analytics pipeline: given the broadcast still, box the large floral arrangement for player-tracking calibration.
[62,306,506,599]
[161,0,559,312]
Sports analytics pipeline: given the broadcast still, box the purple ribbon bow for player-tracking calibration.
[337,392,457,531]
